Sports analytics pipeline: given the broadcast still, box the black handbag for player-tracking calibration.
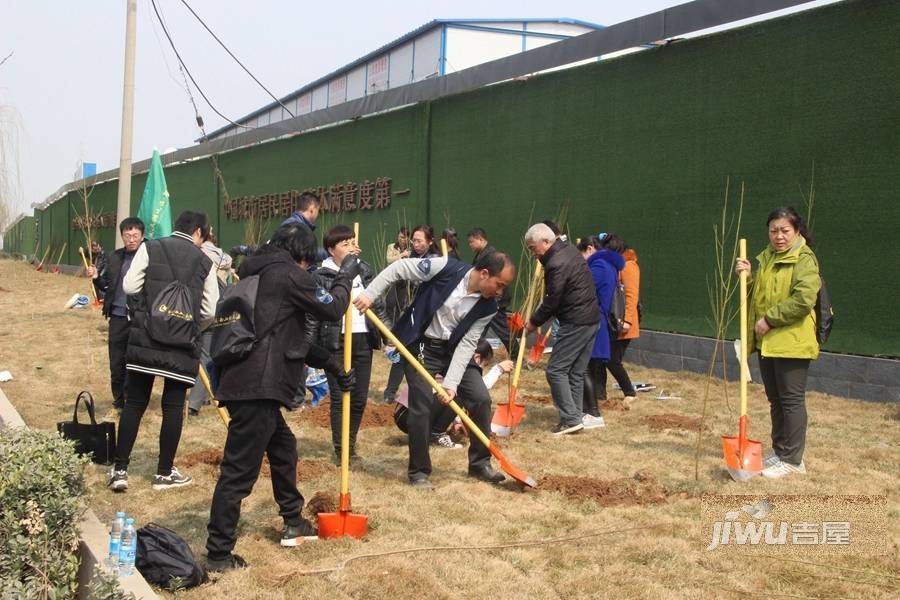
[56,391,116,465]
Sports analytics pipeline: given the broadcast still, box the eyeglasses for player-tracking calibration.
[122,233,142,241]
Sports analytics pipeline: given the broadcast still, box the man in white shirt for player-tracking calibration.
[354,251,515,489]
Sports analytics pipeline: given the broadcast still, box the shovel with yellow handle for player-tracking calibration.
[722,239,763,481]
[491,262,542,437]
[197,364,231,427]
[365,310,537,488]
[320,226,369,538]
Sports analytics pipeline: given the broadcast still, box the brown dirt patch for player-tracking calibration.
[540,471,668,507]
[519,394,553,405]
[296,397,397,429]
[304,490,338,521]
[641,413,701,432]
[179,449,333,481]
[599,398,632,411]
[261,458,334,481]
[180,448,223,468]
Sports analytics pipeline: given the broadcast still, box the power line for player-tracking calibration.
[149,0,250,132]
[178,0,295,118]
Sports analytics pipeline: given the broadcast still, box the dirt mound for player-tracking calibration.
[305,490,338,521]
[179,449,332,481]
[641,413,701,432]
[599,398,631,411]
[540,471,668,506]
[297,398,397,429]
[519,394,553,405]
[181,448,223,468]
[261,458,333,481]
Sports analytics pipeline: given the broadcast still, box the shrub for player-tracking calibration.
[0,428,88,598]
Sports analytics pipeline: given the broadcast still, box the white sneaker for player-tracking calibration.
[763,451,780,468]
[430,433,462,449]
[582,414,606,429]
[762,460,806,479]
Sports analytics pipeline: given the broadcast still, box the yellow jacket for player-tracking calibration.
[748,236,820,359]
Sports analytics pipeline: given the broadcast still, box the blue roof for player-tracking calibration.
[203,18,603,140]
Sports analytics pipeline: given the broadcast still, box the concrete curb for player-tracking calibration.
[0,385,159,599]
[630,330,900,403]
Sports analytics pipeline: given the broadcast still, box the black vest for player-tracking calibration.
[392,258,498,350]
[125,233,211,384]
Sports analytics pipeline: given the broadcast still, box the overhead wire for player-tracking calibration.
[149,0,251,132]
[150,0,234,204]
[178,0,295,118]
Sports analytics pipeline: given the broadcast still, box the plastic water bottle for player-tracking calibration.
[387,348,401,364]
[118,518,137,576]
[107,512,126,569]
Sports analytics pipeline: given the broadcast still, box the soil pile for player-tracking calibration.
[519,394,553,405]
[599,398,631,411]
[180,449,333,481]
[641,413,701,432]
[305,490,339,520]
[260,458,333,481]
[297,398,397,429]
[181,448,223,468]
[540,471,668,506]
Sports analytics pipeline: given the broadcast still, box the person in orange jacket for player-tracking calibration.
[599,234,640,403]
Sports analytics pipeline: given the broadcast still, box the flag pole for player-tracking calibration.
[115,0,137,249]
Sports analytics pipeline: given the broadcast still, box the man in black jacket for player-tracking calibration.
[205,224,358,573]
[525,223,600,435]
[307,224,388,465]
[88,217,145,412]
[108,211,220,493]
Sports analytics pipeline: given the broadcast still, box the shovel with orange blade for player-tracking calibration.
[320,223,369,539]
[722,239,763,482]
[365,309,537,488]
[492,262,542,437]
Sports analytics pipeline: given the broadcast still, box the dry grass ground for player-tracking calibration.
[1,258,898,599]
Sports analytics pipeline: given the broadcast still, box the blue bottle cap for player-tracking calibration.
[125,518,135,525]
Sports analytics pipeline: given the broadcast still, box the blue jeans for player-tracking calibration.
[545,322,597,427]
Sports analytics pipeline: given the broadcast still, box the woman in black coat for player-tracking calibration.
[205,224,359,572]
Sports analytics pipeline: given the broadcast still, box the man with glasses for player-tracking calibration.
[88,218,145,412]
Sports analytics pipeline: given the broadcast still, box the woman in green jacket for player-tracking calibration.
[735,207,820,479]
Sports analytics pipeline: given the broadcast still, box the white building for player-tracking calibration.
[204,18,604,140]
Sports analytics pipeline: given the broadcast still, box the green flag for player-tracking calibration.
[136,149,172,239]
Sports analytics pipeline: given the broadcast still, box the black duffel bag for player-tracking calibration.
[56,391,115,465]
[136,523,208,589]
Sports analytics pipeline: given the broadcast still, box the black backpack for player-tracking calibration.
[815,275,834,345]
[135,523,208,590]
[607,282,626,337]
[209,274,261,366]
[145,243,204,350]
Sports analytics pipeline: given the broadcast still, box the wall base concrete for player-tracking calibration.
[629,330,900,403]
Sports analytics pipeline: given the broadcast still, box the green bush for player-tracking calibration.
[0,428,88,598]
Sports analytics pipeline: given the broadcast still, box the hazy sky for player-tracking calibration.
[0,0,835,220]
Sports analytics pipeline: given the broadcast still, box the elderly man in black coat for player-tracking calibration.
[205,224,359,573]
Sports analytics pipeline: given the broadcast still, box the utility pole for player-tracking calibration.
[114,0,137,248]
